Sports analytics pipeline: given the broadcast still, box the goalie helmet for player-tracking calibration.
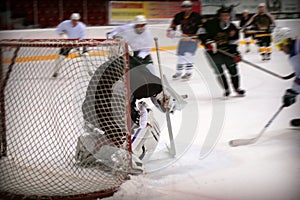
[70,13,80,20]
[273,27,291,49]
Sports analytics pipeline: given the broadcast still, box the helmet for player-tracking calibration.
[70,13,80,20]
[134,15,147,25]
[273,27,291,49]
[243,9,249,13]
[258,3,265,7]
[218,6,232,14]
[181,0,193,7]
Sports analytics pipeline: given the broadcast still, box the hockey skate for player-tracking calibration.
[235,88,246,97]
[181,73,192,80]
[224,90,230,97]
[172,72,182,79]
[290,119,300,127]
[265,53,271,60]
[261,53,270,61]
[52,72,59,78]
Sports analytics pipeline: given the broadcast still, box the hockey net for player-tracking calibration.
[0,39,132,199]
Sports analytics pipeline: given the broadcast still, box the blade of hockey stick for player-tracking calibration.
[229,105,285,147]
[217,49,295,80]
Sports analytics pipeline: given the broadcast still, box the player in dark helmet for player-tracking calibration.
[198,6,245,97]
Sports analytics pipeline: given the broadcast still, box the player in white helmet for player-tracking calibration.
[107,15,155,74]
[53,13,87,78]
[167,0,204,80]
[273,27,300,127]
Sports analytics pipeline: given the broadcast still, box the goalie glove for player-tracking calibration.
[205,40,217,54]
[283,89,298,107]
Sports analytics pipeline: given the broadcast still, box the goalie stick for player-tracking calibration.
[154,37,176,157]
[217,49,295,80]
[229,105,285,147]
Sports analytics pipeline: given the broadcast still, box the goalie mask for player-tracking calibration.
[133,15,147,34]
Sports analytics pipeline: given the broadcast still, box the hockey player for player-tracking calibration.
[53,13,87,77]
[166,0,203,80]
[274,27,300,127]
[80,56,180,172]
[81,54,175,147]
[198,6,245,97]
[243,3,276,61]
[107,15,155,73]
[239,10,253,53]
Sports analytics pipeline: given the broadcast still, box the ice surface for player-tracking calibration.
[104,43,300,200]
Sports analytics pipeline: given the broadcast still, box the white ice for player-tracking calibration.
[105,43,300,200]
[1,24,299,200]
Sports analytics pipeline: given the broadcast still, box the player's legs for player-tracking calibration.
[210,54,230,96]
[225,57,245,96]
[258,35,272,61]
[53,47,72,78]
[244,33,252,53]
[173,40,198,79]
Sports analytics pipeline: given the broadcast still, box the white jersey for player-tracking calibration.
[56,20,86,39]
[289,38,300,94]
[108,23,153,59]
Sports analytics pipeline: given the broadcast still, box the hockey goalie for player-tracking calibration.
[75,45,186,174]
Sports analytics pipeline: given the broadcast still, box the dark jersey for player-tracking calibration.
[249,13,274,31]
[239,16,251,28]
[82,58,162,146]
[171,11,203,35]
[201,18,240,53]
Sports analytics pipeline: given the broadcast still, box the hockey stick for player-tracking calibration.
[154,37,176,157]
[229,105,285,147]
[217,49,295,80]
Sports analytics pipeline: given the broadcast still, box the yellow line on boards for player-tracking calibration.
[2,40,256,64]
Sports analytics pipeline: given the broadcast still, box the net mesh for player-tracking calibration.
[0,39,131,199]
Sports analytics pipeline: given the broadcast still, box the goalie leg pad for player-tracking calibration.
[132,111,160,162]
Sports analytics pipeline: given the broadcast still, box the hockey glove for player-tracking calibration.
[233,54,242,63]
[205,40,217,54]
[166,28,175,38]
[282,89,298,107]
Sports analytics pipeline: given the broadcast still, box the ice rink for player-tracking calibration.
[0,22,299,200]
[105,41,300,200]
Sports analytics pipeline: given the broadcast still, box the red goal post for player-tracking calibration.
[0,39,132,199]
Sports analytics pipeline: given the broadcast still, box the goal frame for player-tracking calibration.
[0,38,132,200]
